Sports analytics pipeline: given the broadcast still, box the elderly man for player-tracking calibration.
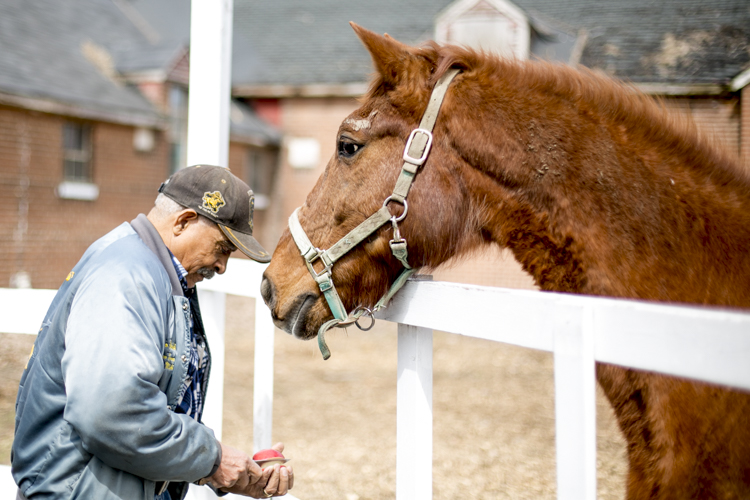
[12,165,292,500]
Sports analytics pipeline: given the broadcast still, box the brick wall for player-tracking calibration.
[0,106,170,289]
[1,105,267,289]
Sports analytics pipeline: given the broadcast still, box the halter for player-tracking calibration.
[288,68,460,360]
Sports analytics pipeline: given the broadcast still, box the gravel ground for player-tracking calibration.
[0,294,628,499]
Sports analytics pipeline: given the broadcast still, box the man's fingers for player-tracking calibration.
[276,466,291,496]
[263,465,281,495]
[286,464,294,490]
[247,460,265,484]
[251,465,273,490]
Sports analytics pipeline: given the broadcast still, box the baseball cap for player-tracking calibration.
[158,164,271,263]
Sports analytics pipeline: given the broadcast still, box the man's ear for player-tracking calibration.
[173,209,199,235]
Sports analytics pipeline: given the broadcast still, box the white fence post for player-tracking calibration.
[253,293,276,452]
[184,0,233,495]
[397,323,433,500]
[186,0,234,168]
[197,289,227,441]
[554,303,597,500]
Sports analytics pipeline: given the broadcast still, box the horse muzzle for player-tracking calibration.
[261,274,319,339]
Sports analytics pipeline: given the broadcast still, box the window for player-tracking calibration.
[63,122,93,181]
[58,121,98,200]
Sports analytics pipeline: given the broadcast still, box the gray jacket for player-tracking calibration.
[12,215,221,499]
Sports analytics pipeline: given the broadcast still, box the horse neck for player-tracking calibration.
[445,63,750,303]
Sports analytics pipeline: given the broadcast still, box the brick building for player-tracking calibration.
[0,0,280,289]
[2,0,749,291]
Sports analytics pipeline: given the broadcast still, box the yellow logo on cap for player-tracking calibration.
[202,191,226,214]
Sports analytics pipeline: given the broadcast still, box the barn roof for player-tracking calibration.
[0,0,279,142]
[2,0,747,119]
[232,0,750,95]
[0,0,162,126]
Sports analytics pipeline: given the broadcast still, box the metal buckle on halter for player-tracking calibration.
[303,247,333,279]
[402,128,433,166]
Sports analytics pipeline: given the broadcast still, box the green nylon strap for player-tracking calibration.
[389,240,411,269]
[420,68,460,130]
[326,206,392,263]
[315,273,348,321]
[373,268,416,311]
[317,319,338,360]
[391,170,415,203]
[390,68,460,203]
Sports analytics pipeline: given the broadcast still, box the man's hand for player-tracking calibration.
[205,442,259,491]
[222,442,295,498]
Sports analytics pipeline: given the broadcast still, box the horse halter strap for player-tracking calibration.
[288,68,460,360]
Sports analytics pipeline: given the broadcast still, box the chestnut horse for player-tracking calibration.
[262,24,750,498]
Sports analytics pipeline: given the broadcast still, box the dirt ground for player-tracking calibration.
[0,294,629,499]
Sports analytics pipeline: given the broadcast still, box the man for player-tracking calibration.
[12,165,293,499]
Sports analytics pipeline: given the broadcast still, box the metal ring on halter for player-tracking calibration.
[352,306,375,331]
[383,196,408,222]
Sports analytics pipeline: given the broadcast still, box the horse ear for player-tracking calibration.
[350,22,425,87]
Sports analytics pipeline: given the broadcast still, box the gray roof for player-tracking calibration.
[3,0,746,125]
[0,0,162,125]
[232,0,750,89]
[230,100,282,146]
[114,0,191,74]
[0,0,279,140]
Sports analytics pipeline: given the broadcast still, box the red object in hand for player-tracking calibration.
[252,449,289,469]
[253,449,284,461]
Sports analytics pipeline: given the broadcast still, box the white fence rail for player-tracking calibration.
[2,257,750,499]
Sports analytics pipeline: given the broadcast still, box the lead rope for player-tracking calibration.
[289,68,460,359]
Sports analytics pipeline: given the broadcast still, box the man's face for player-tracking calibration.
[177,218,236,288]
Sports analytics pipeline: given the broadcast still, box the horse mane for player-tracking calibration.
[365,40,748,189]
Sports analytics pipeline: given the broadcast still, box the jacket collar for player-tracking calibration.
[130,213,184,297]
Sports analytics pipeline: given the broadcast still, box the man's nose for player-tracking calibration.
[215,254,229,274]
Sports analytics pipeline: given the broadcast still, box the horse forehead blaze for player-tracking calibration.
[342,109,378,132]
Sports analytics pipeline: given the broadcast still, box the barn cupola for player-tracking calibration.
[435,0,531,60]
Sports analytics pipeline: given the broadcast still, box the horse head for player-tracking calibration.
[262,24,484,343]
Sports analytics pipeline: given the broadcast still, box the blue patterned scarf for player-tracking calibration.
[169,252,208,421]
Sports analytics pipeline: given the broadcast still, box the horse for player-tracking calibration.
[261,23,750,499]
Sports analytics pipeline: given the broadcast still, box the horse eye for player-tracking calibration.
[338,139,362,158]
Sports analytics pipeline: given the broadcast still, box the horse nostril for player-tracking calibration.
[260,276,275,308]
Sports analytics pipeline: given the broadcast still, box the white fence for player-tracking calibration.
[2,257,750,499]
